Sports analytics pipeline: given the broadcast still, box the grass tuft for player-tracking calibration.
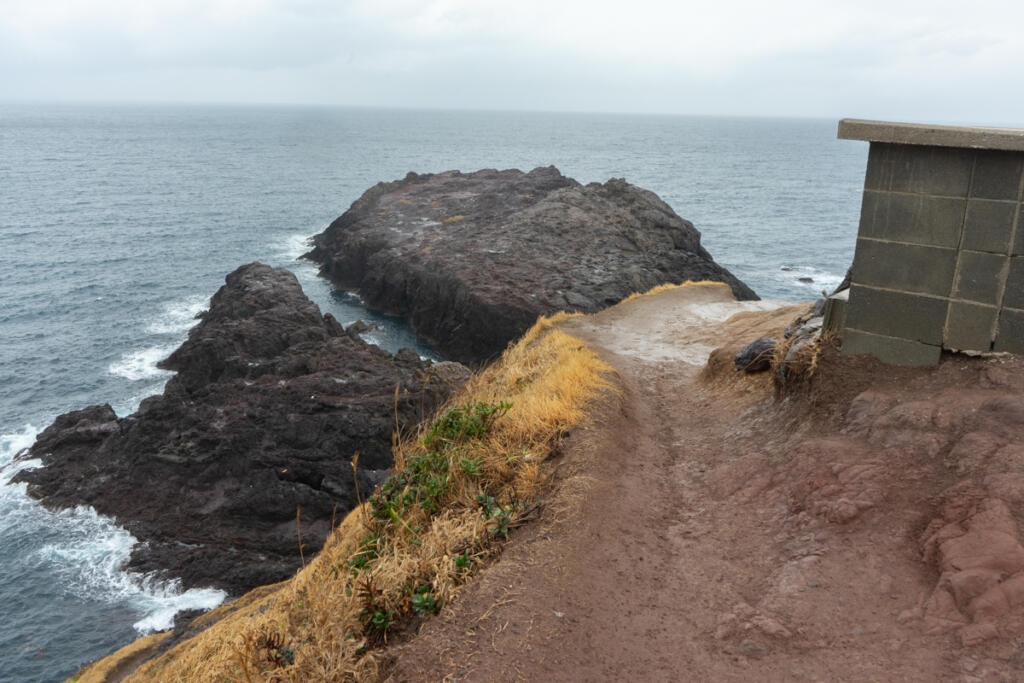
[619,280,728,304]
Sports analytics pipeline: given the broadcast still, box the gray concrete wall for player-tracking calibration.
[838,121,1024,365]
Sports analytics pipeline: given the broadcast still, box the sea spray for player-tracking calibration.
[107,345,177,382]
[146,294,208,335]
[33,506,228,634]
[0,425,38,474]
[106,294,212,414]
[276,232,315,261]
[1,427,227,639]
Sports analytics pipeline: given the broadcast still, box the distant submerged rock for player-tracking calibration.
[14,263,467,595]
[307,166,757,366]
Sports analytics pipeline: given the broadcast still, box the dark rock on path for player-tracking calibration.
[307,166,757,366]
[13,263,466,596]
[734,338,777,373]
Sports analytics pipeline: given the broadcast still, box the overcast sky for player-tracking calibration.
[2,0,1023,124]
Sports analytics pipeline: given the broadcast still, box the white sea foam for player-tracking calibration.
[147,295,207,334]
[110,380,170,418]
[0,424,38,471]
[276,232,313,260]
[2,424,226,634]
[108,346,176,381]
[777,265,845,295]
[35,506,227,633]
[131,586,227,632]
[0,425,42,526]
[360,332,384,348]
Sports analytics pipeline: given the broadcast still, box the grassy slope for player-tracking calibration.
[74,315,612,682]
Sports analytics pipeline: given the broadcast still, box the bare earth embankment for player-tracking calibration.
[387,283,1024,682]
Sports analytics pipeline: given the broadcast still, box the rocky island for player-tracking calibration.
[306,166,757,366]
[14,263,467,595]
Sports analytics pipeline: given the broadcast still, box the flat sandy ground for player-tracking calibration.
[387,283,1024,682]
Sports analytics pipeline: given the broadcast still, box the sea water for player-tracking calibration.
[0,104,865,680]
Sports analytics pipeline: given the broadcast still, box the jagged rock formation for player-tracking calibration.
[307,166,757,366]
[14,263,468,595]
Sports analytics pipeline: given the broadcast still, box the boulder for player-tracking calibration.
[306,166,757,366]
[734,338,777,373]
[14,263,466,595]
[345,319,380,338]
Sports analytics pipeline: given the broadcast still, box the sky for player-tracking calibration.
[2,0,1024,124]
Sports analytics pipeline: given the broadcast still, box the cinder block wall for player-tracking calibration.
[838,121,1024,365]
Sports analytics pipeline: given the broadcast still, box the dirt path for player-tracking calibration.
[387,284,1024,682]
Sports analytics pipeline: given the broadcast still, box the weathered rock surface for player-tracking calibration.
[13,263,466,595]
[306,166,757,366]
[734,337,777,373]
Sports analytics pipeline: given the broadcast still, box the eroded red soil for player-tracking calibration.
[386,284,1024,682]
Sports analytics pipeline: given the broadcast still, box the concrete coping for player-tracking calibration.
[838,118,1024,152]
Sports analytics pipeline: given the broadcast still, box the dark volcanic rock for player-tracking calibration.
[734,338,777,373]
[13,263,466,595]
[307,166,757,366]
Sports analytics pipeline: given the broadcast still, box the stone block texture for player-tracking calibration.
[841,328,942,366]
[997,309,1024,354]
[842,139,1024,363]
[823,290,848,335]
[945,302,999,352]
[846,285,947,345]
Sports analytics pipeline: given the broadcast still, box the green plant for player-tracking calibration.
[343,531,385,575]
[277,644,296,666]
[474,493,508,536]
[370,449,451,522]
[253,629,295,669]
[356,577,395,638]
[423,400,512,450]
[486,506,513,536]
[367,610,395,632]
[410,584,441,616]
[454,553,471,569]
[459,456,483,477]
[369,401,512,528]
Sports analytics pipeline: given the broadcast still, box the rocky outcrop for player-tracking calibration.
[306,166,757,366]
[13,263,467,595]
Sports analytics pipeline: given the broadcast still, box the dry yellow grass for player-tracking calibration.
[93,318,610,683]
[619,280,727,304]
[72,632,172,683]
[769,303,830,390]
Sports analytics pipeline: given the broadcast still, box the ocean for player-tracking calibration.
[0,103,866,681]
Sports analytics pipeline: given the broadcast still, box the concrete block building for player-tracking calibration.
[836,119,1024,365]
